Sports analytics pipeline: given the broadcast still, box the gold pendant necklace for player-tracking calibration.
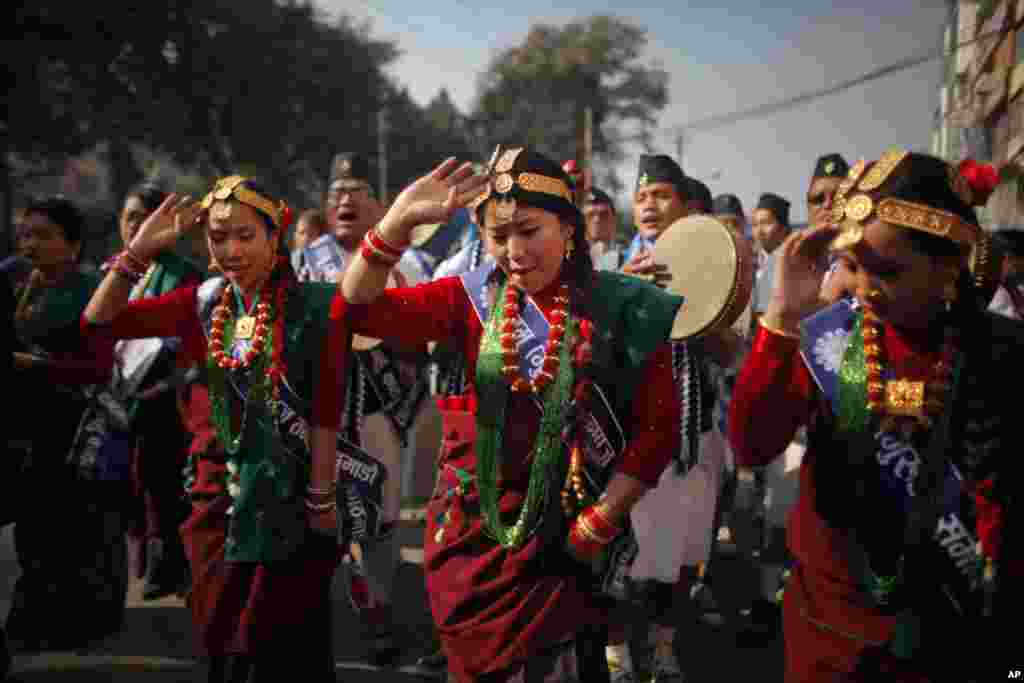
[234,316,256,340]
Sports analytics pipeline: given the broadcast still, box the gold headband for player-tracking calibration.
[472,146,574,221]
[830,149,980,249]
[200,176,287,229]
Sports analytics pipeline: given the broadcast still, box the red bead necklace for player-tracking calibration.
[207,274,289,405]
[209,284,271,370]
[500,283,570,394]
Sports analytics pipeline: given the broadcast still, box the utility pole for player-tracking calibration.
[378,98,389,204]
[583,105,593,196]
[674,128,687,166]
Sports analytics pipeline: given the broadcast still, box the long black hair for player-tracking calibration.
[124,182,168,214]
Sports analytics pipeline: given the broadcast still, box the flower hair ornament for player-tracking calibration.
[950,159,1000,208]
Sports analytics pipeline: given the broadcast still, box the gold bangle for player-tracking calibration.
[759,319,800,340]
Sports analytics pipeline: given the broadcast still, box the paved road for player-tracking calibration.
[1,519,782,682]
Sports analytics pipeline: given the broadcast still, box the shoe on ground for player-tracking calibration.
[735,598,781,647]
[141,538,191,601]
[416,649,447,669]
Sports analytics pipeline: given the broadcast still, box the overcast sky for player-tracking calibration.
[317,1,949,222]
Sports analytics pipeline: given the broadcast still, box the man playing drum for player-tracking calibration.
[608,154,745,682]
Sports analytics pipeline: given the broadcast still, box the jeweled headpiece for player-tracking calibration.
[472,145,578,226]
[830,149,1001,295]
[829,149,997,251]
[200,176,292,230]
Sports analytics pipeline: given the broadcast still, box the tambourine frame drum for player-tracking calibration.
[651,215,753,340]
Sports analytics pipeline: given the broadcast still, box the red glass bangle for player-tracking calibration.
[372,226,410,253]
[568,521,604,561]
[360,237,401,267]
[582,503,622,543]
[366,228,405,259]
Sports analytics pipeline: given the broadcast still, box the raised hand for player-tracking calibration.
[763,224,839,330]
[378,158,487,243]
[128,194,203,261]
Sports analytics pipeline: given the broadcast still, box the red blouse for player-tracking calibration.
[333,274,680,679]
[334,275,680,486]
[728,321,1011,677]
[729,322,953,571]
[82,284,343,428]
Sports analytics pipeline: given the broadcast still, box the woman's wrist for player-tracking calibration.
[760,306,802,337]
[125,238,157,264]
[376,213,413,250]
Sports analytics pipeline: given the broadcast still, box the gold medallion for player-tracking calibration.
[885,380,925,417]
[494,173,515,194]
[844,194,874,222]
[235,316,256,340]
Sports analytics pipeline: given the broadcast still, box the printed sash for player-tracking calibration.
[301,233,347,283]
[799,299,982,606]
[297,236,428,444]
[196,278,388,545]
[460,263,635,599]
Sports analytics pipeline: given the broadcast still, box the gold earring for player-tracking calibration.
[943,275,958,312]
[565,239,575,261]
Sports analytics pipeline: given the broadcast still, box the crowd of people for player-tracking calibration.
[0,138,1020,683]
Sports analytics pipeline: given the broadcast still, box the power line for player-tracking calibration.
[666,19,1017,134]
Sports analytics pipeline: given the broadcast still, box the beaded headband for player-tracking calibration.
[200,175,291,229]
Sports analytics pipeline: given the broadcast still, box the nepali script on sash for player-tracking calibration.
[799,299,982,600]
[196,278,388,544]
[460,264,634,598]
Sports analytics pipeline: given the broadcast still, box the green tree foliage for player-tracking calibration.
[8,1,472,221]
[472,15,668,193]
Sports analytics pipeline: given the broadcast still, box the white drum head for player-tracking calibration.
[652,215,740,339]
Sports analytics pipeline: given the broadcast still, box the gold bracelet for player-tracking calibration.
[759,319,800,340]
